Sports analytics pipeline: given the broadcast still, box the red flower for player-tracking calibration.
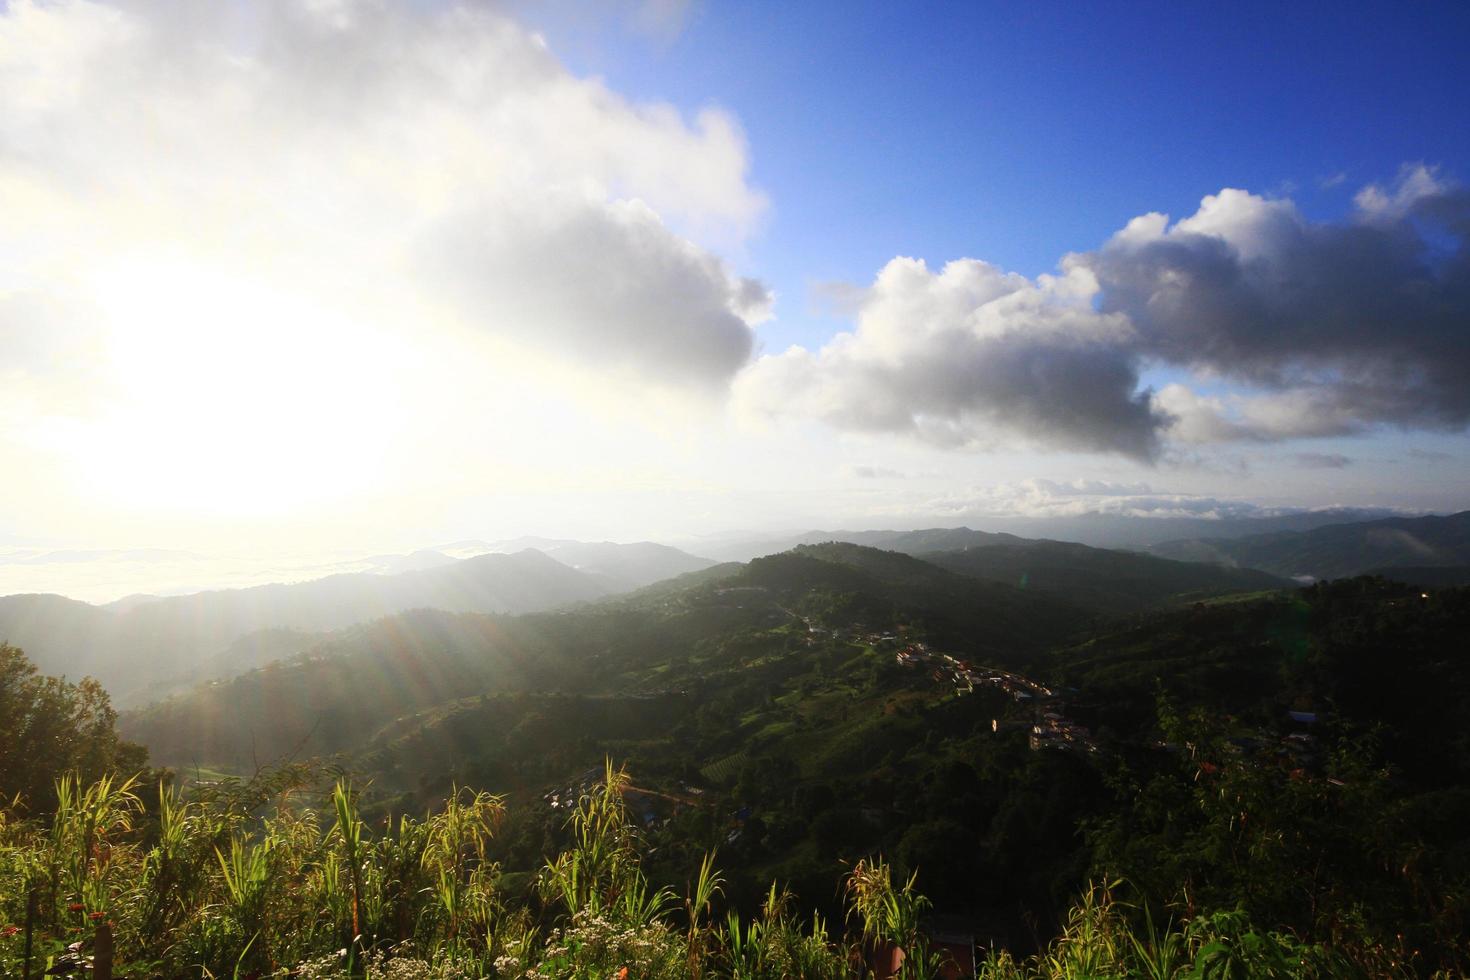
[2,925,20,937]
[68,903,85,912]
[89,911,105,921]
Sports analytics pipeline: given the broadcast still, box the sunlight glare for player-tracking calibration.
[71,256,408,515]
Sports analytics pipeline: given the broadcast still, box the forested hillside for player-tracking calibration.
[1149,509,1470,580]
[922,539,1287,613]
[6,542,1469,975]
[94,548,1470,974]
[0,544,712,706]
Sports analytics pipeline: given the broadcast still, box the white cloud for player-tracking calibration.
[848,465,905,480]
[741,165,1470,459]
[1352,162,1452,220]
[0,0,774,528]
[884,478,1282,522]
[735,257,1165,459]
[0,0,768,403]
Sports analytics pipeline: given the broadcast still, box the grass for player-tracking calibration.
[0,766,1438,978]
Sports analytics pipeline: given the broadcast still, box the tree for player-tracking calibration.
[0,643,147,813]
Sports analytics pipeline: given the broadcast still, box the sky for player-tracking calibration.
[2,0,1469,599]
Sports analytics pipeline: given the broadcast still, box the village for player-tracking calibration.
[785,607,1103,757]
[890,641,1101,755]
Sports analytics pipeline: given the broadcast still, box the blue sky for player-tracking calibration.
[534,1,1470,349]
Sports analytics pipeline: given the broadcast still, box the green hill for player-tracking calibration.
[1148,509,1470,580]
[89,569,1470,972]
[0,544,720,705]
[923,538,1289,613]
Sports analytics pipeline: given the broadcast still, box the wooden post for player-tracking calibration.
[21,886,37,980]
[94,920,114,980]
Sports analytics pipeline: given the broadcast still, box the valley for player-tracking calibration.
[6,518,1470,975]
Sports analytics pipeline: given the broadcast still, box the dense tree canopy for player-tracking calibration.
[0,643,146,814]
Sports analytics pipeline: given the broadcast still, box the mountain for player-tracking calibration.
[692,530,1289,613]
[357,549,461,575]
[120,610,558,770]
[1367,566,1470,588]
[969,508,1406,549]
[697,527,1034,562]
[0,593,114,670]
[1148,510,1470,580]
[689,510,1404,560]
[0,538,721,705]
[922,539,1289,613]
[120,542,1089,772]
[736,542,1091,653]
[529,540,718,590]
[0,549,608,704]
[115,552,1470,960]
[436,537,719,589]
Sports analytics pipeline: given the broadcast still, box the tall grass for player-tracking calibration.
[0,764,1443,978]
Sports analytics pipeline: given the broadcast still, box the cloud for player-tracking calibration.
[736,258,1167,459]
[0,0,767,395]
[740,165,1470,457]
[1407,448,1454,461]
[1085,165,1470,439]
[420,196,764,387]
[849,465,905,480]
[1293,452,1353,469]
[893,478,1282,522]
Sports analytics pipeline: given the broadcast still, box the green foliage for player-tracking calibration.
[3,761,1465,977]
[0,643,147,814]
[12,566,1470,975]
[0,761,858,977]
[924,539,1289,614]
[976,882,1362,979]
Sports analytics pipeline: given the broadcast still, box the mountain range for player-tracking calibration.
[685,508,1406,560]
[1148,510,1470,581]
[7,510,1468,710]
[0,542,715,705]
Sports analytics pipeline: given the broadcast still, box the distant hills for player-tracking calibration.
[520,540,720,591]
[921,539,1288,613]
[30,509,1468,714]
[736,542,1092,654]
[690,508,1405,560]
[694,528,1291,614]
[694,527,1032,563]
[0,542,715,704]
[1148,510,1470,581]
[357,539,718,590]
[120,537,1302,773]
[122,541,1091,771]
[2,523,1322,708]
